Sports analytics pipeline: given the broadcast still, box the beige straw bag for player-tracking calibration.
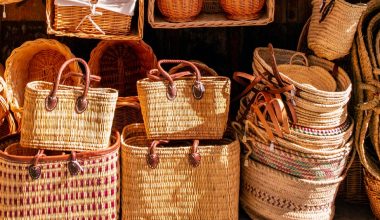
[20,58,118,151]
[121,124,240,219]
[307,0,367,60]
[240,155,354,220]
[0,130,120,219]
[137,59,230,140]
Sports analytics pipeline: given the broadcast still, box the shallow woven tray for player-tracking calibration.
[46,0,144,40]
[148,0,274,28]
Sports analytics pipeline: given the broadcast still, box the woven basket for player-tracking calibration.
[0,76,17,139]
[241,157,351,220]
[137,59,230,140]
[156,0,203,22]
[4,39,81,126]
[220,0,266,20]
[376,31,380,66]
[121,124,240,219]
[307,0,367,60]
[88,40,156,131]
[20,58,118,152]
[233,121,353,181]
[0,130,120,219]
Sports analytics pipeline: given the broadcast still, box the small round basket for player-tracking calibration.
[157,0,204,22]
[220,0,266,20]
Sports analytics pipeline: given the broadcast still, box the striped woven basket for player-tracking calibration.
[307,0,367,60]
[88,40,157,131]
[137,59,230,140]
[233,121,353,180]
[4,39,81,126]
[121,124,240,219]
[20,58,118,152]
[0,130,120,219]
[240,155,354,220]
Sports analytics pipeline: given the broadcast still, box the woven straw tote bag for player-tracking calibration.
[20,58,118,151]
[220,0,266,20]
[307,0,367,60]
[240,152,355,220]
[120,124,240,219]
[0,130,120,219]
[157,0,203,22]
[4,39,81,127]
[137,59,230,140]
[88,40,157,131]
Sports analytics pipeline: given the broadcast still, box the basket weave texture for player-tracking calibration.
[220,0,266,20]
[307,0,367,60]
[0,131,120,219]
[157,0,203,22]
[20,58,118,151]
[121,124,240,219]
[137,60,230,140]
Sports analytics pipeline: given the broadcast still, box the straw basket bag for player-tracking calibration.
[0,76,17,138]
[4,39,81,126]
[88,40,157,131]
[20,58,118,151]
[137,59,230,140]
[157,0,203,22]
[121,124,240,219]
[307,0,367,60]
[240,153,354,220]
[220,0,266,20]
[0,130,120,219]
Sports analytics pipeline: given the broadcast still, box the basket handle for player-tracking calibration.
[148,60,205,101]
[116,96,140,109]
[45,58,91,114]
[147,140,201,169]
[289,53,309,66]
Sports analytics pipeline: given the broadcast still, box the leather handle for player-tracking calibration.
[61,72,101,85]
[189,140,201,167]
[28,150,45,180]
[319,0,335,22]
[45,58,91,114]
[149,60,205,101]
[268,43,285,87]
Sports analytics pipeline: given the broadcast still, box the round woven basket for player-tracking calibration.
[88,40,157,131]
[307,0,367,60]
[0,0,22,4]
[157,0,203,22]
[219,0,266,20]
[4,39,80,125]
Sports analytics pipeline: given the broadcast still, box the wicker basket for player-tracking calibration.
[0,76,17,139]
[47,0,144,40]
[4,39,81,126]
[307,0,367,60]
[121,124,240,219]
[137,59,230,140]
[20,58,118,152]
[376,31,380,66]
[156,0,203,22]
[0,130,120,219]
[220,0,266,20]
[240,157,352,220]
[88,40,156,131]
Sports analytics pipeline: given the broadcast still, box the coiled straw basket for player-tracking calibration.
[156,0,203,22]
[4,39,80,126]
[0,130,120,219]
[121,124,240,219]
[88,40,157,131]
[220,0,266,20]
[307,0,367,60]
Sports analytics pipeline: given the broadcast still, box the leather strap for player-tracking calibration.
[232,72,262,102]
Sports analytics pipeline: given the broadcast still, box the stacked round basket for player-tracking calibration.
[234,45,354,220]
[353,0,380,218]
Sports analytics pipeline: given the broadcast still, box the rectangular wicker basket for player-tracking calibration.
[148,0,275,28]
[46,0,144,40]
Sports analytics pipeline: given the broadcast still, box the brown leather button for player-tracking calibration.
[189,152,201,167]
[29,165,42,180]
[192,81,205,100]
[75,96,88,114]
[68,160,83,176]
[45,95,58,111]
[147,153,159,169]
[166,83,177,101]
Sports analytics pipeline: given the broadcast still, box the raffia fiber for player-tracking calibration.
[121,124,240,219]
[137,66,230,140]
[88,40,156,131]
[240,158,349,220]
[4,39,80,126]
[0,131,120,220]
[308,0,366,60]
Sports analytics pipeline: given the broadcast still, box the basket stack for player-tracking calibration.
[0,58,121,219]
[118,59,240,219]
[234,45,354,219]
[353,1,380,218]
